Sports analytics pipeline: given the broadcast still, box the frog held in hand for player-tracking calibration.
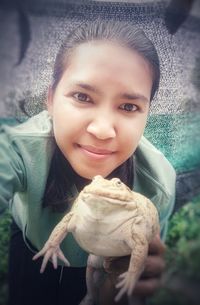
[33,175,160,303]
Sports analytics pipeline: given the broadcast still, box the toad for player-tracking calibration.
[33,175,160,303]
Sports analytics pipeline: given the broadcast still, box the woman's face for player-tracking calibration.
[48,41,153,179]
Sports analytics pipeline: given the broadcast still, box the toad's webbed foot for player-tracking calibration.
[115,271,137,302]
[33,243,70,273]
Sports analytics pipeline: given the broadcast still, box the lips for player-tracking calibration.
[78,144,114,155]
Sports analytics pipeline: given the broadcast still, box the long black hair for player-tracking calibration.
[43,19,160,212]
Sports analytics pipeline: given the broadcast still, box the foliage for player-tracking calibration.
[166,197,200,280]
[0,211,11,305]
[150,196,200,305]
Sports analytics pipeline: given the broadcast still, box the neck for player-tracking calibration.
[74,174,91,192]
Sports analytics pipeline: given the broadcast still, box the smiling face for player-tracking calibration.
[48,41,153,179]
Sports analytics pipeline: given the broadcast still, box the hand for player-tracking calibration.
[134,234,166,297]
[103,234,166,298]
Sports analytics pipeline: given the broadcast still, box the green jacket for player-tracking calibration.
[0,111,176,267]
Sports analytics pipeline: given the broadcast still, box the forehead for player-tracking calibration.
[63,41,152,91]
[67,41,152,80]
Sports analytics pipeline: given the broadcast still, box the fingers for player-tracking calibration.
[57,250,70,267]
[52,253,58,269]
[141,256,165,278]
[115,285,127,302]
[40,251,53,273]
[142,237,166,279]
[115,272,127,289]
[133,278,161,297]
[32,249,46,261]
[115,274,128,302]
[148,235,166,256]
[104,236,166,274]
[115,272,137,301]
[133,237,166,297]
[33,247,70,274]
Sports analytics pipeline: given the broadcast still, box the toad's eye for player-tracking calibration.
[115,180,122,187]
[73,92,91,103]
[119,103,138,112]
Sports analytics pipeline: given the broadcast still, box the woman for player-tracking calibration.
[0,20,176,305]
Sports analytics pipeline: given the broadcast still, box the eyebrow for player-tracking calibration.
[75,82,101,95]
[120,93,149,103]
[73,82,149,103]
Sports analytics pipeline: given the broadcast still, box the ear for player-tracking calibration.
[46,86,54,115]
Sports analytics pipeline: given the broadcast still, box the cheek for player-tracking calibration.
[118,118,147,156]
[51,104,83,139]
[120,134,138,157]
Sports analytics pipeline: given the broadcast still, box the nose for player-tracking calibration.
[86,115,116,140]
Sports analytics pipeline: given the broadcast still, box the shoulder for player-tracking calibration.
[1,110,53,139]
[0,110,55,176]
[135,136,176,197]
[134,136,176,238]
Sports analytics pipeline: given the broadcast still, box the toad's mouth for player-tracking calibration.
[82,189,132,203]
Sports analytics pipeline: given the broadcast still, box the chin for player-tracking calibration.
[75,168,112,180]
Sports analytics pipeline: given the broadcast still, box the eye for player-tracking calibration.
[116,181,122,186]
[119,103,138,112]
[113,179,122,187]
[73,92,92,103]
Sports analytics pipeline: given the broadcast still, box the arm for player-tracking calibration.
[97,235,165,305]
[32,212,72,272]
[0,126,26,216]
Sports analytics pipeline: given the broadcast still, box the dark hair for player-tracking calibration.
[43,20,160,211]
[52,20,160,101]
[43,145,134,212]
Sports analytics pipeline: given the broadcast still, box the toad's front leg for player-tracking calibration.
[32,211,73,272]
[115,235,148,302]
